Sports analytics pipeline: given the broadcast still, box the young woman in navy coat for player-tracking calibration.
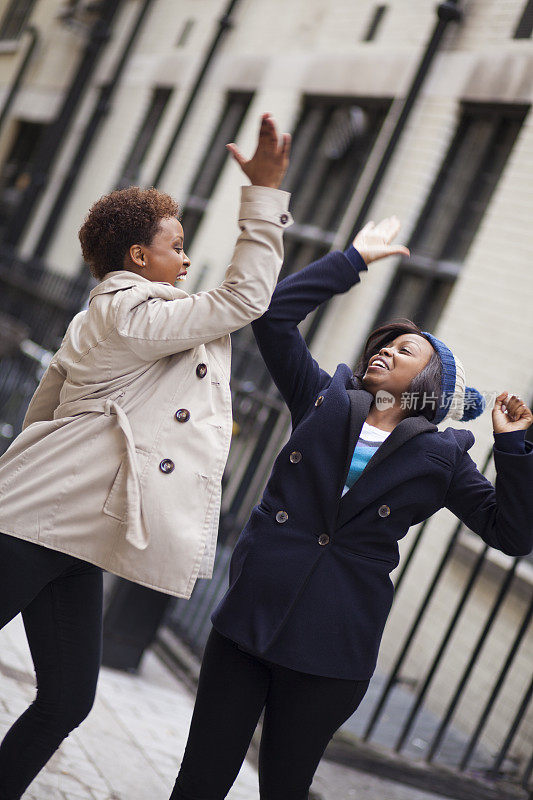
[170,218,533,800]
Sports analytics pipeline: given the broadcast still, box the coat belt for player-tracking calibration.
[53,397,149,550]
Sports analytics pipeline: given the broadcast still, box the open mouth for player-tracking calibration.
[368,357,390,371]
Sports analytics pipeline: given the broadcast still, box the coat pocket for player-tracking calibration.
[103,449,149,522]
[425,452,454,469]
[336,546,397,567]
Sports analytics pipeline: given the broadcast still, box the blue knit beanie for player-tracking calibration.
[421,331,485,424]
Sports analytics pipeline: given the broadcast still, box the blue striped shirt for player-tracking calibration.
[342,422,390,497]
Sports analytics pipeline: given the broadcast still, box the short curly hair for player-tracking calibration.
[79,186,181,280]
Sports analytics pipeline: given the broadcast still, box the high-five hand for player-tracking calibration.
[353,216,410,265]
[492,392,533,434]
[226,113,291,189]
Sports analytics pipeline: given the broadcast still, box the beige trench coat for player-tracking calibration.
[0,185,292,598]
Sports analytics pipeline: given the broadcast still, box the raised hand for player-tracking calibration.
[226,113,291,189]
[492,392,533,434]
[352,216,410,265]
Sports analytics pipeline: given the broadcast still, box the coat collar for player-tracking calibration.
[89,270,188,303]
[336,386,438,528]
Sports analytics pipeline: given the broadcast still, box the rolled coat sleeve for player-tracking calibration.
[115,186,292,359]
[444,430,533,557]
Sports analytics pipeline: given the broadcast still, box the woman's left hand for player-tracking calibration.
[492,392,533,433]
[352,216,410,265]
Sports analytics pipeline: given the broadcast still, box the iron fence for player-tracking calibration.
[0,247,91,453]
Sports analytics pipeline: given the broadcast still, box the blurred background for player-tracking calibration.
[0,1,532,798]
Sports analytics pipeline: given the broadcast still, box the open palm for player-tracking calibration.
[353,216,410,265]
[226,113,291,189]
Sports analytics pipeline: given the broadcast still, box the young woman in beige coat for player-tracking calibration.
[0,113,291,799]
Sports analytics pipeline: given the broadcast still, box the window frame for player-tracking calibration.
[117,86,173,189]
[0,0,36,41]
[179,90,254,248]
[280,94,391,286]
[371,102,529,333]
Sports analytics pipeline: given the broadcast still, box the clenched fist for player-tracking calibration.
[492,392,533,434]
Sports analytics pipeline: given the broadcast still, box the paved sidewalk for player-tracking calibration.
[1,615,453,800]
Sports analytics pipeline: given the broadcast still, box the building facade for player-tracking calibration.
[0,0,532,796]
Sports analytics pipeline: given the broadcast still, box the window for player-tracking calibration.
[179,92,253,247]
[0,0,36,40]
[514,0,533,38]
[281,96,390,285]
[363,5,388,41]
[176,18,194,47]
[0,120,46,234]
[117,87,172,188]
[371,103,528,332]
[266,95,389,345]
[230,94,388,380]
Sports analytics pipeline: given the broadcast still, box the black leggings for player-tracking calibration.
[170,627,369,800]
[0,532,103,800]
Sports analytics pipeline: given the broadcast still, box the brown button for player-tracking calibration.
[315,395,324,407]
[289,450,302,463]
[378,504,390,518]
[159,459,175,474]
[175,408,190,422]
[318,534,330,546]
[275,510,288,524]
[280,213,289,224]
[196,363,207,378]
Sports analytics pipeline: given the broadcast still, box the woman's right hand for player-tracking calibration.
[226,113,291,189]
[353,216,410,264]
[492,392,533,434]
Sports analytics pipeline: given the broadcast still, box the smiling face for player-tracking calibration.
[126,217,191,285]
[362,333,435,397]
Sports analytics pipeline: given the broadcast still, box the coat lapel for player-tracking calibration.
[336,388,438,529]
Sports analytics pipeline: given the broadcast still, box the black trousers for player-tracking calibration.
[170,627,369,800]
[0,532,103,800]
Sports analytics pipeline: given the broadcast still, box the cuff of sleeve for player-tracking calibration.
[493,430,527,454]
[239,186,293,228]
[240,185,291,208]
[343,245,368,273]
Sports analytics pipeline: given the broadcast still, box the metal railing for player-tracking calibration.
[0,246,91,452]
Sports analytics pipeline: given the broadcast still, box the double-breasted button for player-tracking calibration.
[280,213,289,225]
[159,459,175,474]
[315,395,324,407]
[196,363,207,378]
[289,450,302,463]
[318,534,330,546]
[175,408,190,423]
[378,504,390,518]
[275,510,288,524]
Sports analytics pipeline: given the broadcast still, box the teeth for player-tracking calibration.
[373,359,387,369]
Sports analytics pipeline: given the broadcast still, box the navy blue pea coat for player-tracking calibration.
[211,249,533,680]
